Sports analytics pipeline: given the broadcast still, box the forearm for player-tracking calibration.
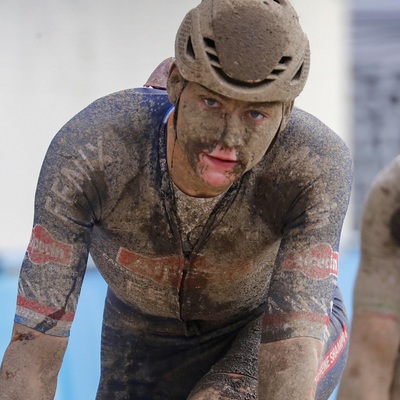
[258,337,323,400]
[0,323,68,400]
[337,313,400,400]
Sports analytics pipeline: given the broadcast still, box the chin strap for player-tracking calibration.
[278,101,294,134]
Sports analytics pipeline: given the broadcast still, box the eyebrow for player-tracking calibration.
[249,102,281,109]
[197,85,280,109]
[197,85,223,99]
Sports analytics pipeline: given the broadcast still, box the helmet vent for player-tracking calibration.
[212,66,275,88]
[186,36,196,61]
[291,63,304,82]
[267,56,291,78]
[203,37,222,67]
[280,56,291,65]
[204,35,290,87]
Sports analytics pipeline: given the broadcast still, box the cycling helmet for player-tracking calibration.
[175,0,310,103]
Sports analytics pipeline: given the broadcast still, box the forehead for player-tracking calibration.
[185,81,282,110]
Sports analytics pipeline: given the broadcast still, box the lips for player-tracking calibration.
[207,147,238,162]
[200,145,240,172]
[202,153,238,171]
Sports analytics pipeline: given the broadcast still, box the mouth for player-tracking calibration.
[207,147,238,161]
[203,153,238,170]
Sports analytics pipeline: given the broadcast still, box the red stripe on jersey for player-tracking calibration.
[17,295,75,322]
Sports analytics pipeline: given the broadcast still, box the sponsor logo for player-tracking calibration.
[315,326,348,382]
[27,225,73,266]
[117,247,184,287]
[117,248,254,288]
[282,243,339,279]
[44,137,111,222]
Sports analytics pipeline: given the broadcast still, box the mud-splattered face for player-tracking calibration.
[174,82,282,191]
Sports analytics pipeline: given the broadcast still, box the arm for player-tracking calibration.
[257,111,353,398]
[0,99,107,398]
[259,337,323,399]
[338,157,400,400]
[0,323,68,400]
[337,313,400,400]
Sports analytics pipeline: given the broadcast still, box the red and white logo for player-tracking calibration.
[117,247,184,287]
[27,224,73,266]
[282,243,339,279]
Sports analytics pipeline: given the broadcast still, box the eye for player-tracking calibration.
[247,110,265,121]
[203,98,220,108]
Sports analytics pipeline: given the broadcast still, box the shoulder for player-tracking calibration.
[364,155,400,211]
[362,155,400,245]
[41,87,172,180]
[46,87,172,154]
[66,87,171,131]
[261,107,353,185]
[247,108,353,233]
[371,155,400,189]
[90,86,171,112]
[285,108,352,161]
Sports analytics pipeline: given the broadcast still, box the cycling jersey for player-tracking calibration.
[14,87,352,399]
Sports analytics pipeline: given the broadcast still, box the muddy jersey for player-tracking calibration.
[353,155,400,320]
[15,87,353,342]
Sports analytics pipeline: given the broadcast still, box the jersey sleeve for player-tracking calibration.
[14,88,171,337]
[261,109,353,343]
[353,155,400,320]
[15,98,114,337]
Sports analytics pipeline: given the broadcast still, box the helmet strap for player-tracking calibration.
[278,101,294,133]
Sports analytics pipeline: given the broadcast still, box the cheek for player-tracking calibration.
[243,127,277,167]
[178,106,224,149]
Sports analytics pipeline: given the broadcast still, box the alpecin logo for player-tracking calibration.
[117,247,184,287]
[282,243,338,279]
[27,224,73,266]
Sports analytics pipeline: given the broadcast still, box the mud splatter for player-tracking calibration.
[12,331,38,342]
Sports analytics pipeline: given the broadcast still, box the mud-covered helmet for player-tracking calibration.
[175,0,310,103]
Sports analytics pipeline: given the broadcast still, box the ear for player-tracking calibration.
[167,63,186,105]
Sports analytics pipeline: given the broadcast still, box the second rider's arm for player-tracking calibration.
[338,157,400,400]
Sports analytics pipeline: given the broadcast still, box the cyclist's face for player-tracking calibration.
[174,82,282,190]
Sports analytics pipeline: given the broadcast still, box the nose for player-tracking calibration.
[219,113,244,148]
